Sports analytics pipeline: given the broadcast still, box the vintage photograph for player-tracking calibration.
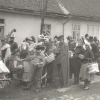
[0,0,100,100]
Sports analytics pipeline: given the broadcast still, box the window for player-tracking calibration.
[43,24,51,36]
[87,25,99,38]
[0,19,4,24]
[0,19,4,47]
[72,24,80,41]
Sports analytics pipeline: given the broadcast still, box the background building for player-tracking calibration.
[0,0,100,46]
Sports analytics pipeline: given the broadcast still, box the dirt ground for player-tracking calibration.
[0,75,100,100]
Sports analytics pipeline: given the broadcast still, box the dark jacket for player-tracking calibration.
[81,49,94,63]
[9,42,18,55]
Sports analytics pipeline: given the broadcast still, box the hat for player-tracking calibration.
[89,36,93,41]
[58,35,64,39]
[85,34,89,38]
[10,34,15,38]
[35,45,45,50]
[54,36,58,39]
[31,36,36,43]
[67,36,72,41]
[26,37,32,41]
[1,38,6,42]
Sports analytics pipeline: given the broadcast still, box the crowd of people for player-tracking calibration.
[0,32,100,93]
[68,34,100,90]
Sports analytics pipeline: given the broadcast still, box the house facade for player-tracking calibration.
[64,19,100,42]
[0,0,100,46]
[0,11,66,46]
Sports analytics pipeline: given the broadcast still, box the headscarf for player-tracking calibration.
[83,39,92,50]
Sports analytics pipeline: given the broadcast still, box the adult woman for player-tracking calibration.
[18,37,36,88]
[79,43,94,90]
[70,39,83,84]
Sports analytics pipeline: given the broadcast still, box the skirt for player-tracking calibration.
[79,63,94,81]
[22,61,34,82]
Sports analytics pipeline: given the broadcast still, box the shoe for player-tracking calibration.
[35,89,40,94]
[42,85,46,88]
[84,86,89,90]
[22,86,31,90]
[80,85,84,88]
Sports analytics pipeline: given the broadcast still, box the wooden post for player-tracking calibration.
[40,0,48,35]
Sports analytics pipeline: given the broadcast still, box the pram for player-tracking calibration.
[0,60,11,89]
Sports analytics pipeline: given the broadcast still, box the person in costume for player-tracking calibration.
[8,34,18,78]
[0,38,11,64]
[22,45,45,93]
[56,35,69,87]
[17,37,36,88]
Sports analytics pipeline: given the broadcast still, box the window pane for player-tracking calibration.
[72,25,80,41]
[42,24,51,36]
[0,19,4,24]
[88,25,99,37]
[43,25,45,30]
[47,25,51,30]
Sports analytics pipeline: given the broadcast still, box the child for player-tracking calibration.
[22,45,45,93]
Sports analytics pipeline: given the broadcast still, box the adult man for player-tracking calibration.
[9,34,18,55]
[89,36,98,61]
[54,36,59,46]
[56,35,69,87]
[67,36,76,52]
[8,34,18,78]
[67,36,77,81]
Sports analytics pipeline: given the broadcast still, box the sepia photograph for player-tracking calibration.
[0,0,100,100]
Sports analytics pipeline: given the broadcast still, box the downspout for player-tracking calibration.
[63,15,71,37]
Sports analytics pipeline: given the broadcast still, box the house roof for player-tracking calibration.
[0,0,100,19]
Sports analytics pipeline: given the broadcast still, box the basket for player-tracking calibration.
[45,53,55,63]
[87,62,99,74]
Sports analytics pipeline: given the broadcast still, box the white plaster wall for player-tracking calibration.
[0,12,66,45]
[44,18,66,38]
[64,19,100,42]
[0,12,41,45]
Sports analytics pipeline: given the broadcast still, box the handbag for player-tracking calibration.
[87,62,99,74]
[45,53,55,63]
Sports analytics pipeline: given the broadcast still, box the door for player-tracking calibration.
[0,26,4,48]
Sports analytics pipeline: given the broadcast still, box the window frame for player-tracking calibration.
[87,24,99,38]
[42,24,51,36]
[72,24,81,41]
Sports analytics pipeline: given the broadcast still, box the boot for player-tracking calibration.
[84,79,89,90]
[22,82,32,90]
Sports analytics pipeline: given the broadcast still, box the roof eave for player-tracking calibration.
[70,15,100,22]
[0,7,69,19]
